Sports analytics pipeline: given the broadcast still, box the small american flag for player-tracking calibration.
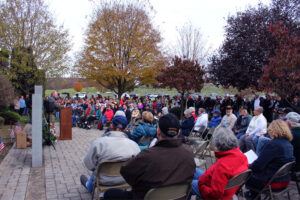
[0,137,5,153]
[15,125,22,132]
[10,128,15,138]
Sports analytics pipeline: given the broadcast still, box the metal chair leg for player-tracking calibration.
[287,191,291,200]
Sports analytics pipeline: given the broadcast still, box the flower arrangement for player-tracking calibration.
[49,123,58,142]
[43,118,58,145]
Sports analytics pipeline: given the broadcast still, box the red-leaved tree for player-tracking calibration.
[259,22,300,112]
[156,56,205,118]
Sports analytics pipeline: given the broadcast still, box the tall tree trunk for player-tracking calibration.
[180,92,185,120]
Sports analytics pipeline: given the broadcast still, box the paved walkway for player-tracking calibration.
[0,127,299,200]
[0,127,102,200]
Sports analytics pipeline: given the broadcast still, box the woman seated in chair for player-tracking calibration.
[190,128,249,200]
[245,119,295,199]
[130,111,157,150]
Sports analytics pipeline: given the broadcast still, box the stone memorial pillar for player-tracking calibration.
[32,85,43,168]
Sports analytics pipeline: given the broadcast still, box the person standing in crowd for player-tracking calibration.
[187,96,195,108]
[251,94,264,112]
[122,104,131,122]
[263,94,273,122]
[233,94,244,117]
[14,96,20,114]
[19,96,26,116]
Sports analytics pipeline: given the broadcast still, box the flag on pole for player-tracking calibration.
[0,137,5,153]
[10,128,15,138]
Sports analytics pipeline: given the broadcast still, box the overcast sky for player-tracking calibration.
[48,0,271,57]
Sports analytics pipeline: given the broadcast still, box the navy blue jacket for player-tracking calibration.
[250,138,295,183]
[180,116,195,136]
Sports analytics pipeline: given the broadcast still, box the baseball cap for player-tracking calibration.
[158,113,179,137]
[212,110,221,115]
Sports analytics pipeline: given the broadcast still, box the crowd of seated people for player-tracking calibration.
[47,92,300,199]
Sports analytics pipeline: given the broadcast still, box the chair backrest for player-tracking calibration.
[252,161,296,200]
[96,160,125,177]
[225,169,252,190]
[267,161,296,184]
[197,126,206,134]
[144,183,191,200]
[194,141,209,157]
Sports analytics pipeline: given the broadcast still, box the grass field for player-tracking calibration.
[45,83,237,98]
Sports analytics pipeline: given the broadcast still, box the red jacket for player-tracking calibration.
[104,109,114,121]
[198,147,248,200]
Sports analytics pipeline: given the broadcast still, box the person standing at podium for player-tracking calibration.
[44,91,64,125]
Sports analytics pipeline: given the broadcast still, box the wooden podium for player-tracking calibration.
[60,107,72,140]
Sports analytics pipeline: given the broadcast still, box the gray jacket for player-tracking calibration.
[83,131,140,185]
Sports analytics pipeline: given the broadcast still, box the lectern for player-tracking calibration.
[60,107,72,140]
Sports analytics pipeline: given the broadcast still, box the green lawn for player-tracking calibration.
[45,84,237,98]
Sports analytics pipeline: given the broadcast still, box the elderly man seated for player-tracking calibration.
[233,108,252,139]
[180,108,195,137]
[80,115,140,193]
[239,106,267,152]
[104,113,195,199]
[189,128,249,199]
[216,106,237,131]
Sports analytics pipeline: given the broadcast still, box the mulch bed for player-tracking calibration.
[0,142,14,165]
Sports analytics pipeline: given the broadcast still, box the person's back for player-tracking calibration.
[191,128,248,200]
[121,138,195,198]
[251,138,294,182]
[130,122,156,144]
[198,147,248,200]
[104,113,195,199]
[246,119,295,198]
[83,131,140,185]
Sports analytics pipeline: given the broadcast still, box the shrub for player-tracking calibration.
[0,110,20,124]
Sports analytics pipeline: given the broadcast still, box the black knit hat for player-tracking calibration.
[158,113,179,137]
